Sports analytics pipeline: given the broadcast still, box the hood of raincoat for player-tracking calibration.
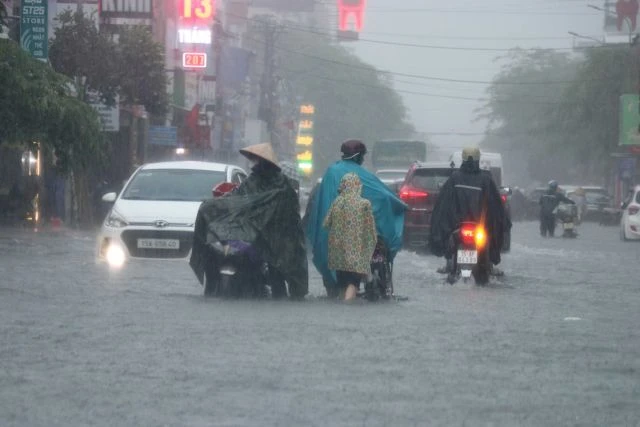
[338,173,362,196]
[305,160,407,288]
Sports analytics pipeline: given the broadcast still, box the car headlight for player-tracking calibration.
[105,210,128,228]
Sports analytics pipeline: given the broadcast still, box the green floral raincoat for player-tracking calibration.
[323,173,377,275]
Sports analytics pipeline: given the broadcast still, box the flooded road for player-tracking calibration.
[1,222,639,426]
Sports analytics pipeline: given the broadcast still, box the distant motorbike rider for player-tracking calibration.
[305,139,406,299]
[539,180,575,237]
[190,143,308,299]
[430,147,510,275]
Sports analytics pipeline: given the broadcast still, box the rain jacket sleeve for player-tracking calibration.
[306,161,406,287]
[190,173,308,298]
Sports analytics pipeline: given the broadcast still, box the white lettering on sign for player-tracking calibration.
[178,28,212,44]
[101,0,151,13]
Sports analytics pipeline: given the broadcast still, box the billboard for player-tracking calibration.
[604,0,639,41]
[100,0,153,27]
[250,0,314,12]
[619,94,640,146]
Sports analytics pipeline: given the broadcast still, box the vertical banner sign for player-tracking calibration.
[296,104,315,174]
[20,0,48,60]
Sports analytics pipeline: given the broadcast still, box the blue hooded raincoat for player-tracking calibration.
[306,160,407,288]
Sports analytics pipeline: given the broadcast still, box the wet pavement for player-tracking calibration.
[1,222,639,426]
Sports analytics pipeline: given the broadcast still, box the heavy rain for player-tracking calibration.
[1,0,640,426]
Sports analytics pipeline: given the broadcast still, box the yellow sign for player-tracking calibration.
[299,120,314,130]
[296,135,313,146]
[300,104,315,115]
[297,150,312,162]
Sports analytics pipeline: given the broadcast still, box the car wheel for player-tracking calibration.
[502,230,511,252]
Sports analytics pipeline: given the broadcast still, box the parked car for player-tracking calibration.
[96,161,248,268]
[375,169,409,193]
[621,185,640,241]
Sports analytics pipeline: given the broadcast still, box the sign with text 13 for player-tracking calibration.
[180,0,216,23]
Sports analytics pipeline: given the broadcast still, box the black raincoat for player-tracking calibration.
[429,162,510,265]
[189,164,308,298]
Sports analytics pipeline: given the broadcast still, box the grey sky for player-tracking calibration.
[352,0,603,150]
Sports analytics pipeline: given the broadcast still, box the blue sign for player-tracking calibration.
[149,126,178,147]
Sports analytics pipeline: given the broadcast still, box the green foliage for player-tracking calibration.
[479,47,634,184]
[0,1,7,30]
[49,10,119,106]
[247,21,414,173]
[0,39,105,174]
[116,26,168,115]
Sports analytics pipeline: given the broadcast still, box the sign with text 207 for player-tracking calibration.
[183,52,207,69]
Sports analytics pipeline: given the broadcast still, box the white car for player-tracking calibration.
[96,161,248,268]
[621,185,640,241]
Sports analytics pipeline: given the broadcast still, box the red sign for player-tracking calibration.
[180,0,216,23]
[338,0,366,32]
[183,52,207,68]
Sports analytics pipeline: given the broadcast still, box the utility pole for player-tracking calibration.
[258,19,283,156]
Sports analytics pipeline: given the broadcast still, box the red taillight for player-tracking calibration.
[399,186,428,202]
[460,224,487,249]
[501,195,507,204]
[629,206,640,215]
[460,225,476,246]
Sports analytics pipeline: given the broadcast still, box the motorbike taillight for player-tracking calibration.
[460,224,487,249]
[460,225,476,246]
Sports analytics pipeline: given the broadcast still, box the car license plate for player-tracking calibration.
[563,223,574,229]
[137,238,180,250]
[457,249,477,264]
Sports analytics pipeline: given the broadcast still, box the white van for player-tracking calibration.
[450,151,504,187]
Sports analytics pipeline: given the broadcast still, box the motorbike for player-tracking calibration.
[556,203,578,238]
[447,221,490,285]
[363,237,394,301]
[203,182,285,299]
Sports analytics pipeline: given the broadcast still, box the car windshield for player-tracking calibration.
[376,171,406,182]
[410,168,452,190]
[122,169,226,201]
[585,191,608,203]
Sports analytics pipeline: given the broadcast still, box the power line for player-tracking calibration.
[277,64,568,105]
[365,7,598,16]
[236,13,600,53]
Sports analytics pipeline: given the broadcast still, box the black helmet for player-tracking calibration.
[548,180,558,191]
[340,139,367,158]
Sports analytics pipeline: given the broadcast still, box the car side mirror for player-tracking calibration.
[102,192,117,203]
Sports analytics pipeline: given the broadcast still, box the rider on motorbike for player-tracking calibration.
[305,139,406,298]
[539,180,575,237]
[430,147,510,276]
[190,143,308,299]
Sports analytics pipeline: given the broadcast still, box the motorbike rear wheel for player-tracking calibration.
[220,274,233,298]
[203,271,216,297]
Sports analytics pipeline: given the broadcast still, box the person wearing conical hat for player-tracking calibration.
[233,142,308,299]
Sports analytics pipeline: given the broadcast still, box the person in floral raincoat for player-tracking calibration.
[323,173,377,301]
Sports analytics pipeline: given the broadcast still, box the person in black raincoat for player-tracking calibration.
[539,180,575,237]
[429,147,510,268]
[190,143,308,299]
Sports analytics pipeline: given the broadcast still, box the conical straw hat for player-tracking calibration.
[239,143,280,169]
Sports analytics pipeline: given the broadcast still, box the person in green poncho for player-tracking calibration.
[190,143,308,299]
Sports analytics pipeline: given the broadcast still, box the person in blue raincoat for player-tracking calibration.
[305,139,407,298]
